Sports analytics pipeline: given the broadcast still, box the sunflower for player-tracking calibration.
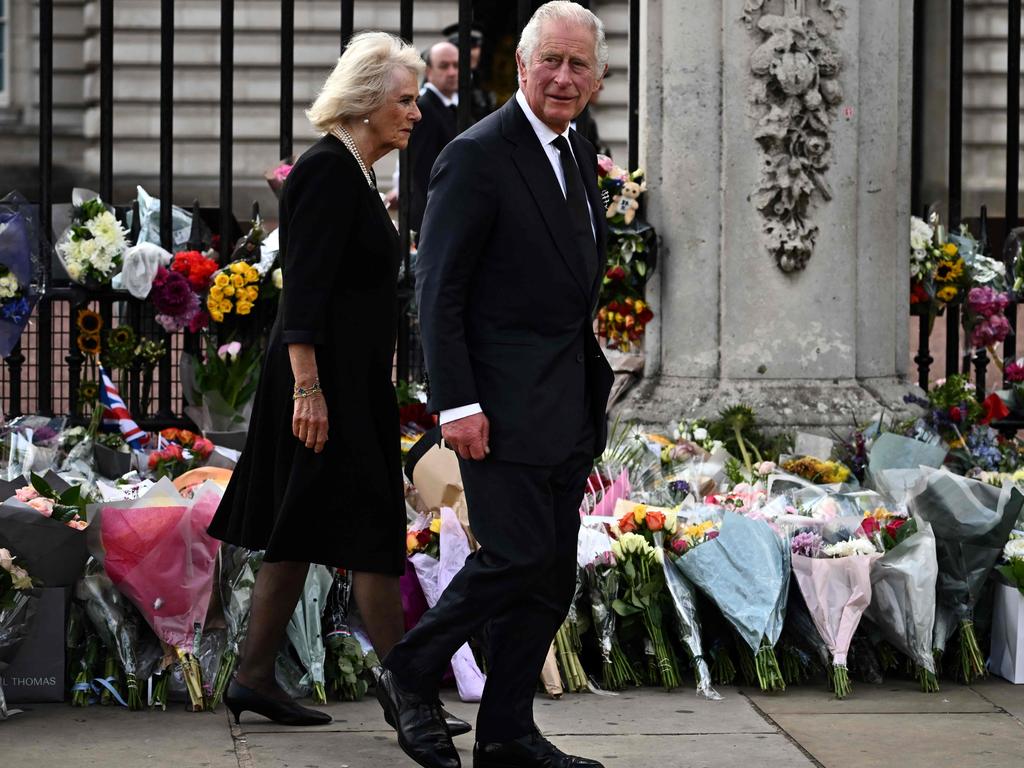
[76,308,103,335]
[933,258,964,282]
[77,333,101,356]
[108,325,136,349]
[78,379,100,404]
[936,284,958,302]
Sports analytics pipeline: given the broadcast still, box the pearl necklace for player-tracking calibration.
[330,124,375,188]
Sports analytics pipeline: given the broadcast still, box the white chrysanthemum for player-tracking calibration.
[1004,536,1024,562]
[821,538,877,558]
[910,216,934,250]
[88,210,127,252]
[66,261,83,281]
[0,274,19,299]
[90,245,115,275]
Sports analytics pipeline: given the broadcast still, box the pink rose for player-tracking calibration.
[15,486,40,502]
[597,154,614,177]
[27,497,55,517]
[192,437,215,458]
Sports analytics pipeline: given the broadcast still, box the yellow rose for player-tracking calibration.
[210,310,224,323]
[214,273,229,288]
[429,518,441,534]
[223,285,235,297]
[236,301,253,315]
[231,274,245,288]
[230,262,246,274]
[942,242,958,257]
[209,286,223,301]
[633,504,647,525]
[245,286,259,301]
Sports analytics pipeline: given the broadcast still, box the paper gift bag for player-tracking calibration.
[405,430,476,549]
[990,582,1024,684]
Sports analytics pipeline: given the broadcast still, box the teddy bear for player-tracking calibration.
[607,179,645,226]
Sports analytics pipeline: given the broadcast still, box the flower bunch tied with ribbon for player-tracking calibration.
[0,195,45,357]
[56,192,128,286]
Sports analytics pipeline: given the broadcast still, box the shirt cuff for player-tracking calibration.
[439,403,483,425]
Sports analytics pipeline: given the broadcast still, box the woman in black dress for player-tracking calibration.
[208,32,423,725]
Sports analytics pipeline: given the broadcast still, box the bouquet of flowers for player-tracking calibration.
[182,337,261,439]
[862,515,941,692]
[149,266,205,333]
[56,190,128,286]
[780,456,852,485]
[670,511,790,691]
[0,548,37,719]
[170,249,219,292]
[611,532,680,690]
[264,157,295,198]
[323,569,378,701]
[997,533,1024,595]
[209,546,259,708]
[0,194,44,357]
[285,564,333,704]
[909,214,966,308]
[963,285,1011,354]
[0,472,90,586]
[595,156,656,352]
[790,518,881,699]
[207,260,261,324]
[906,468,1022,682]
[148,429,214,480]
[578,519,638,691]
[88,479,223,710]
[407,508,486,702]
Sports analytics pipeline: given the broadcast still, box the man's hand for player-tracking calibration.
[384,188,399,210]
[442,412,490,461]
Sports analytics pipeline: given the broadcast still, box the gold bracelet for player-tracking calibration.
[293,380,322,400]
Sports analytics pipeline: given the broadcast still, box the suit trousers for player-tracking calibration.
[384,417,596,742]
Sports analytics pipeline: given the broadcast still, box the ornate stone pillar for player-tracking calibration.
[623,0,916,430]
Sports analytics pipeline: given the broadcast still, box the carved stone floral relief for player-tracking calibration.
[743,0,846,272]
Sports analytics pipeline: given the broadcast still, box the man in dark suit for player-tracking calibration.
[408,41,460,235]
[377,4,614,768]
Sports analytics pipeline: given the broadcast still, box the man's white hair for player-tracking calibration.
[517,1,609,73]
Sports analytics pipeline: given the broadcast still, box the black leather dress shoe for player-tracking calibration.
[384,700,472,738]
[473,732,604,768]
[223,680,332,726]
[375,667,461,768]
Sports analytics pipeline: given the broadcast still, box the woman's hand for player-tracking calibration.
[293,393,329,453]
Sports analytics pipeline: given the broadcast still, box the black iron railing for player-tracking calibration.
[911,0,1024,407]
[4,0,642,422]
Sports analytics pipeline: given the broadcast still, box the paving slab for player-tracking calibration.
[769,712,1024,768]
[243,730,814,768]
[970,678,1024,723]
[745,678,999,715]
[0,703,237,768]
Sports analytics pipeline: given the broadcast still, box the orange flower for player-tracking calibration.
[160,428,180,442]
[645,510,666,532]
[406,532,420,554]
[617,510,638,534]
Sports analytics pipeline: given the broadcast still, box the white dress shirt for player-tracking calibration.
[439,91,594,426]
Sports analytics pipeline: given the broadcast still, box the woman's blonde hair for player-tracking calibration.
[306,32,425,133]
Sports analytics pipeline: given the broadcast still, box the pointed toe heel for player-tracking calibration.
[224,680,332,726]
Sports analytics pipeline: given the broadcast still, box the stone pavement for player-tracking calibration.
[1,678,1022,768]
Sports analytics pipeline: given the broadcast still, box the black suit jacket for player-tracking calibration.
[415,97,614,467]
[408,88,459,235]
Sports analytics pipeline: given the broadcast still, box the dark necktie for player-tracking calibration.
[446,104,458,130]
[551,135,597,287]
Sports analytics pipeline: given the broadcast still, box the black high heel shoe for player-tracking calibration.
[224,680,332,726]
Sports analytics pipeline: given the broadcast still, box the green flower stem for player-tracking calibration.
[959,620,986,684]
[830,664,851,699]
[210,650,237,709]
[917,667,940,693]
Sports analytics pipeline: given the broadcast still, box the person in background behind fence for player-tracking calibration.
[207,34,469,739]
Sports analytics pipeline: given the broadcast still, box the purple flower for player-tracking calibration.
[967,286,1009,318]
[1005,360,1024,383]
[151,269,195,317]
[971,314,1011,348]
[791,530,822,557]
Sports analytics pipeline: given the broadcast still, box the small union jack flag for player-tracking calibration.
[98,365,148,449]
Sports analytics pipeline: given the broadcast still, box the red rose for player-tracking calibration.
[606,265,626,281]
[415,529,432,546]
[910,282,930,305]
[885,518,907,539]
[949,406,962,422]
[860,517,880,537]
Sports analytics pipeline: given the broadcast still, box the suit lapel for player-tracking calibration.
[571,130,608,310]
[503,101,592,300]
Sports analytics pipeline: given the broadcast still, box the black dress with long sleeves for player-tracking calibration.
[208,135,406,575]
